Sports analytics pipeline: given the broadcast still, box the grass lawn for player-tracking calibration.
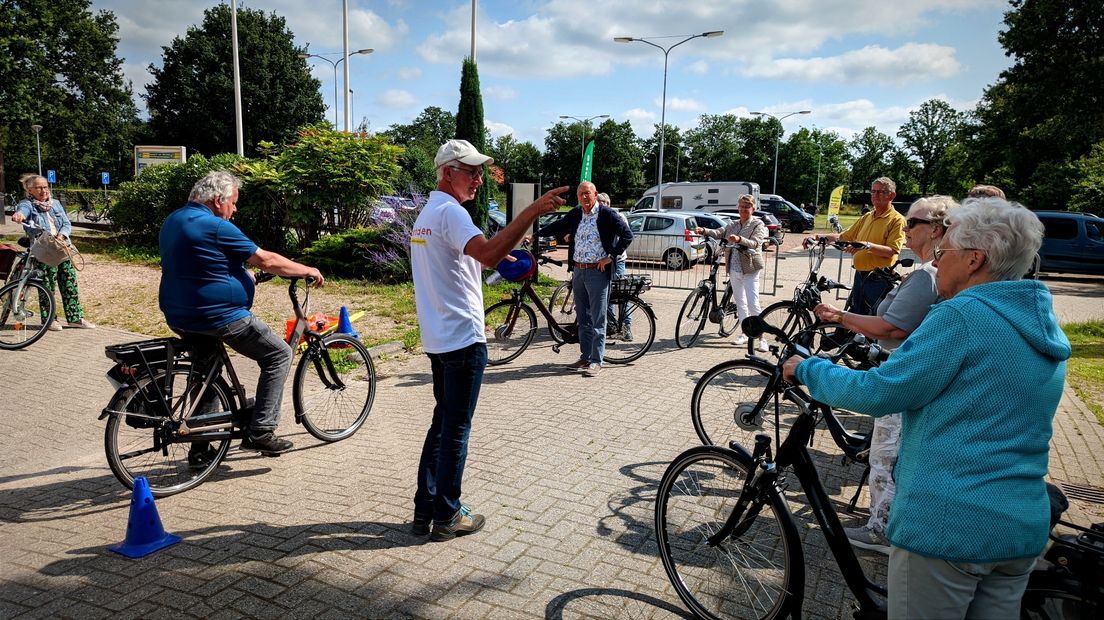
[1063,321,1104,425]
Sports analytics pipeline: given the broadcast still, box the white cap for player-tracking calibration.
[434,139,494,168]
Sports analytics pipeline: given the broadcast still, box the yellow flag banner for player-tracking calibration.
[827,185,845,216]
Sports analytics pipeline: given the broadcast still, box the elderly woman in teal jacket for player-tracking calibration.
[783,198,1070,619]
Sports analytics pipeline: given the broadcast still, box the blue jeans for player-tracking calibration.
[606,258,631,330]
[847,269,892,316]
[176,314,292,438]
[414,342,487,525]
[573,266,612,363]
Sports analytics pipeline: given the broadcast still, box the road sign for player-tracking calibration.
[101,172,110,185]
[47,170,56,183]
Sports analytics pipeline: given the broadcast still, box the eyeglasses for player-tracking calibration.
[30,185,49,190]
[871,189,892,195]
[905,217,932,229]
[933,247,983,261]
[449,165,483,181]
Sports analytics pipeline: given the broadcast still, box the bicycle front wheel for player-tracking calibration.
[104,370,233,497]
[675,289,709,349]
[656,446,801,620]
[0,280,55,350]
[485,300,537,365]
[692,359,804,449]
[757,301,812,354]
[294,333,376,442]
[603,297,655,364]
[548,281,574,345]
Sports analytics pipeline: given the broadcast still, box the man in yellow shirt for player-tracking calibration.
[805,177,906,315]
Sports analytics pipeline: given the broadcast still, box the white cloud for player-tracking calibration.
[624,107,657,136]
[377,89,417,108]
[686,60,709,75]
[398,67,422,80]
[665,97,706,113]
[484,85,518,100]
[743,43,961,84]
[486,121,516,138]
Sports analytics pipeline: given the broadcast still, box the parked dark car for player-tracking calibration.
[708,209,784,247]
[759,194,814,233]
[537,210,571,251]
[1035,211,1104,275]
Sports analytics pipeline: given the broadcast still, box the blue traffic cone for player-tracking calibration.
[337,306,359,339]
[109,476,181,558]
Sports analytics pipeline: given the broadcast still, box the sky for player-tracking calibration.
[92,0,1015,150]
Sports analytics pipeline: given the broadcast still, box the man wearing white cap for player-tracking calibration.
[409,139,568,542]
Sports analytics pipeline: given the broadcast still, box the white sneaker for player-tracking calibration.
[845,526,890,555]
[583,363,602,377]
[734,335,749,345]
[757,339,769,352]
[48,320,64,332]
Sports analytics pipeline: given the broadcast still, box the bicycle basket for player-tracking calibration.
[610,274,651,302]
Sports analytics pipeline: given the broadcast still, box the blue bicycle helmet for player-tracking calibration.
[496,249,536,282]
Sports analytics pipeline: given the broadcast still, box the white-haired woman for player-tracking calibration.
[11,174,94,329]
[784,198,1070,618]
[812,195,958,554]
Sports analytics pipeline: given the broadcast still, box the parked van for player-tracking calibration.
[1035,211,1104,275]
[631,181,760,212]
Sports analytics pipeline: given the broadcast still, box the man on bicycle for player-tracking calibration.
[159,170,324,459]
[803,176,906,315]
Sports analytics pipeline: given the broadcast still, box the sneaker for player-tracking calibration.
[187,444,220,469]
[431,505,486,542]
[411,517,432,536]
[583,362,602,377]
[240,432,293,455]
[566,358,589,370]
[66,318,95,329]
[757,338,769,352]
[734,335,749,346]
[845,526,890,554]
[48,321,63,332]
[622,328,634,342]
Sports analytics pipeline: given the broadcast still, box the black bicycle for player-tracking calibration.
[674,240,739,348]
[0,231,56,350]
[99,275,376,497]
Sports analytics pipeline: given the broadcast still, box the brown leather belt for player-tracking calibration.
[575,262,600,269]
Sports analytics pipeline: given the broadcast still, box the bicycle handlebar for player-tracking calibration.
[740,315,888,368]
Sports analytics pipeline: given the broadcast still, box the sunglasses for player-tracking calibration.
[905,217,932,228]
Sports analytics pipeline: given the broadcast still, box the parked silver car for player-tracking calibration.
[625,210,711,270]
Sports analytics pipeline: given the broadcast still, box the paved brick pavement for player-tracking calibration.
[1,243,1102,619]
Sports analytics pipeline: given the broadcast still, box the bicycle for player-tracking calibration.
[484,254,656,366]
[660,318,1103,620]
[0,230,57,350]
[675,239,738,348]
[99,275,377,497]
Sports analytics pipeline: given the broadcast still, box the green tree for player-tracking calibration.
[455,58,489,227]
[543,121,582,194]
[380,106,456,194]
[590,119,645,205]
[144,5,325,158]
[897,99,963,195]
[0,0,139,193]
[779,128,849,206]
[847,127,896,194]
[683,114,742,182]
[641,124,683,185]
[1069,141,1104,217]
[974,0,1104,207]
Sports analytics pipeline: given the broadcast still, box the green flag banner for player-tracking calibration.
[580,140,595,182]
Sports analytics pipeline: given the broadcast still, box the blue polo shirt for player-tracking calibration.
[159,202,259,331]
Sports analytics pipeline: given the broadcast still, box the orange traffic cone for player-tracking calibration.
[109,476,181,558]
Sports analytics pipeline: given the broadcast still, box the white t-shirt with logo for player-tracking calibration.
[410,191,486,354]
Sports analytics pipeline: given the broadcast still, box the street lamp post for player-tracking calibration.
[815,139,823,213]
[615,31,723,209]
[750,109,811,195]
[30,124,43,176]
[300,49,373,130]
[559,114,609,168]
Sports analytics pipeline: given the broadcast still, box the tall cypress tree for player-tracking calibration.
[455,58,489,228]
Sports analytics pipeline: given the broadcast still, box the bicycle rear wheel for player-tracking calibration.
[548,281,574,345]
[717,287,739,337]
[757,301,812,354]
[675,289,709,349]
[656,446,801,620]
[485,300,537,365]
[603,297,655,364]
[0,280,55,350]
[294,333,376,442]
[692,359,805,449]
[104,369,232,497]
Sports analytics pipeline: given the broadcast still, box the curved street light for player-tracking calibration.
[559,114,609,169]
[750,109,811,195]
[615,31,723,209]
[300,48,373,130]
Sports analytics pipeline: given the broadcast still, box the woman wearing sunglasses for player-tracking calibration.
[812,195,958,555]
[784,198,1069,618]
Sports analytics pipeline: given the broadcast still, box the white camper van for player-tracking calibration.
[631,181,761,212]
